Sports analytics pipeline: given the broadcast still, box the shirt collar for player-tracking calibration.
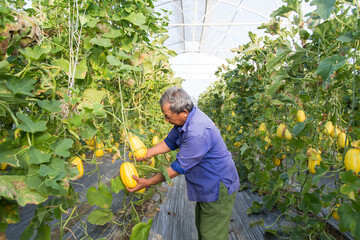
[176,107,196,133]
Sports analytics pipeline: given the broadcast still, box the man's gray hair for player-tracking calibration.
[159,87,194,114]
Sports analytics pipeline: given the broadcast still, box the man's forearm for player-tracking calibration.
[147,166,180,186]
[146,141,171,158]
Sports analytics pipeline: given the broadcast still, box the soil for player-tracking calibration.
[324,222,347,240]
[122,185,168,240]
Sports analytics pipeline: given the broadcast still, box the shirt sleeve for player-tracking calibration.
[171,160,188,174]
[176,128,213,171]
[164,127,179,150]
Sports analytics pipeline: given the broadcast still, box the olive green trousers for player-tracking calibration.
[195,182,236,240]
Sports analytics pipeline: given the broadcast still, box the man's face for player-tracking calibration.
[161,103,188,127]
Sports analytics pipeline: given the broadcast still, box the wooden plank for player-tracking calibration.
[148,175,198,240]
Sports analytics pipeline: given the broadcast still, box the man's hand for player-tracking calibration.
[127,167,180,193]
[126,175,149,192]
[136,156,148,161]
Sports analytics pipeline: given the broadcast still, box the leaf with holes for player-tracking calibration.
[0,175,48,207]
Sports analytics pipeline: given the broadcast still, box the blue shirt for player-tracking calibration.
[164,107,240,202]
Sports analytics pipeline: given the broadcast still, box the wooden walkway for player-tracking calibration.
[148,175,287,240]
[149,175,353,240]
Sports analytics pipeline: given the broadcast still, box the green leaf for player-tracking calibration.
[50,139,74,157]
[321,192,336,204]
[0,140,22,167]
[107,55,122,66]
[337,32,354,42]
[33,133,57,152]
[0,175,48,206]
[262,195,277,210]
[20,223,35,240]
[267,46,292,69]
[130,218,153,240]
[5,77,37,96]
[86,17,99,28]
[93,103,106,116]
[0,60,10,75]
[316,55,347,86]
[338,203,360,238]
[38,99,62,113]
[44,179,59,190]
[340,171,358,184]
[310,0,336,20]
[90,38,112,48]
[123,13,147,29]
[86,183,113,209]
[73,58,88,79]
[160,164,173,186]
[16,113,47,133]
[120,63,134,71]
[249,201,263,213]
[18,45,51,61]
[103,28,123,38]
[87,209,113,226]
[38,165,58,178]
[0,104,5,117]
[26,164,67,196]
[34,223,51,240]
[266,70,289,96]
[270,6,294,18]
[83,88,107,104]
[111,176,125,194]
[0,81,27,105]
[292,122,305,136]
[28,146,51,164]
[300,191,322,214]
[52,58,88,79]
[78,121,97,139]
[0,200,20,227]
[116,51,131,60]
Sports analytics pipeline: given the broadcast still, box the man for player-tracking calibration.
[127,86,240,240]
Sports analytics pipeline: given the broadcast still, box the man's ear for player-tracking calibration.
[183,109,189,117]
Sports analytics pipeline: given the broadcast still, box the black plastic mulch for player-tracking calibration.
[5,155,354,240]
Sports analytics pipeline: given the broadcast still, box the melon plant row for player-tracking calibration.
[199,0,359,239]
[0,0,179,239]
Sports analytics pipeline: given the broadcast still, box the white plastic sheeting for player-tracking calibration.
[154,0,296,99]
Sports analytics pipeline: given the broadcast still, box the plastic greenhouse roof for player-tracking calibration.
[153,0,313,100]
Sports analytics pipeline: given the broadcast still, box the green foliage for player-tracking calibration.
[87,209,114,226]
[199,0,360,239]
[130,218,153,240]
[86,183,113,209]
[111,176,125,194]
[0,0,181,237]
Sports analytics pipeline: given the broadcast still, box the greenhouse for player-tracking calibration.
[0,0,359,240]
